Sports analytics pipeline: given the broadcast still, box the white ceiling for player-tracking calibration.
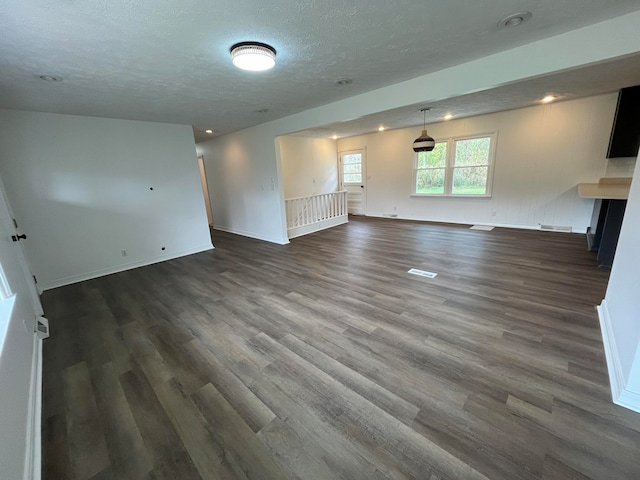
[289,54,640,139]
[1,1,640,142]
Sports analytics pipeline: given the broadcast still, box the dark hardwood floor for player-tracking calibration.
[41,216,640,480]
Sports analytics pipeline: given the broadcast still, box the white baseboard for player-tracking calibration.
[597,300,640,413]
[40,243,214,291]
[364,212,587,234]
[23,334,43,480]
[214,225,289,245]
[597,301,625,401]
[288,215,348,239]
[617,389,640,413]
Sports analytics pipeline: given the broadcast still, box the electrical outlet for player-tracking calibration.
[121,249,127,257]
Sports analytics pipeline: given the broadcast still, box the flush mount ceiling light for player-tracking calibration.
[497,11,532,29]
[413,108,435,152]
[378,126,385,132]
[230,42,276,71]
[444,113,454,121]
[541,95,557,103]
[336,78,353,86]
[205,129,213,134]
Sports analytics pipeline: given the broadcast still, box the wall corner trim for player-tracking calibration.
[24,334,43,480]
[597,300,640,413]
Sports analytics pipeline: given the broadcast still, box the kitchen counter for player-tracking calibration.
[578,177,631,199]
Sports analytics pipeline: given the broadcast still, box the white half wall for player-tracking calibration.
[337,94,616,231]
[278,136,338,199]
[0,110,213,290]
[195,11,640,244]
[599,148,640,412]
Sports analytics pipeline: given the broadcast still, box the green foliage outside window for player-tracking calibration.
[415,136,493,195]
[452,137,490,194]
[343,153,362,183]
[416,143,446,193]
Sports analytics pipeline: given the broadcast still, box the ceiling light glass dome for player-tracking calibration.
[230,42,276,71]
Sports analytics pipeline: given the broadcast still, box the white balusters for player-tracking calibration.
[285,191,348,238]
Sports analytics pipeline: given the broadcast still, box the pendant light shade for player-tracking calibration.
[413,108,435,152]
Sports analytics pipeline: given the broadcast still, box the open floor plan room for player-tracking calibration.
[41,217,640,480]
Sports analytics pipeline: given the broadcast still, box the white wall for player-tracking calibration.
[599,147,640,411]
[196,126,289,244]
[196,12,640,245]
[337,94,616,232]
[278,136,338,199]
[0,110,213,290]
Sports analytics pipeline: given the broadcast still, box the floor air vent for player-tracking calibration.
[408,268,438,278]
[540,224,573,233]
[470,225,494,231]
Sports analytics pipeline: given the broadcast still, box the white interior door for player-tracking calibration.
[0,178,42,315]
[340,149,366,215]
[0,174,41,480]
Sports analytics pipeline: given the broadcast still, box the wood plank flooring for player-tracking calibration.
[41,216,640,479]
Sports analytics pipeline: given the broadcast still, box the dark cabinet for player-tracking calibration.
[607,85,640,158]
[588,199,627,269]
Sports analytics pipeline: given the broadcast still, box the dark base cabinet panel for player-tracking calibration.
[588,199,627,269]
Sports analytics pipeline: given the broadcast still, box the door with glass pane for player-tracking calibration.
[340,149,366,215]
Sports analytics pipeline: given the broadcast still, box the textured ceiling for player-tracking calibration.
[290,54,640,139]
[1,1,640,139]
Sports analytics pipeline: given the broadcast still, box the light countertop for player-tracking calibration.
[578,177,631,200]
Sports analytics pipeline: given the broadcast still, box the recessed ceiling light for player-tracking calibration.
[444,113,454,121]
[205,129,213,134]
[336,78,353,86]
[38,75,63,82]
[497,11,532,29]
[256,108,269,113]
[378,126,385,132]
[541,95,557,103]
[230,42,276,71]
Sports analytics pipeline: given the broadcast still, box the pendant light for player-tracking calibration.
[413,108,435,152]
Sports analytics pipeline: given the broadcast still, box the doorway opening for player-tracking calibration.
[197,155,214,228]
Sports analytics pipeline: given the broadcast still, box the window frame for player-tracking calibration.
[412,131,497,198]
[340,149,365,187]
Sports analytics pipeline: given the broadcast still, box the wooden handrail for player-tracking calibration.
[285,190,347,202]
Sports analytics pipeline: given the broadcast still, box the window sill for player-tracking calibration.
[410,193,492,198]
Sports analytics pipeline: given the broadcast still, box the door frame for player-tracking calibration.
[339,147,367,216]
[197,155,214,227]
